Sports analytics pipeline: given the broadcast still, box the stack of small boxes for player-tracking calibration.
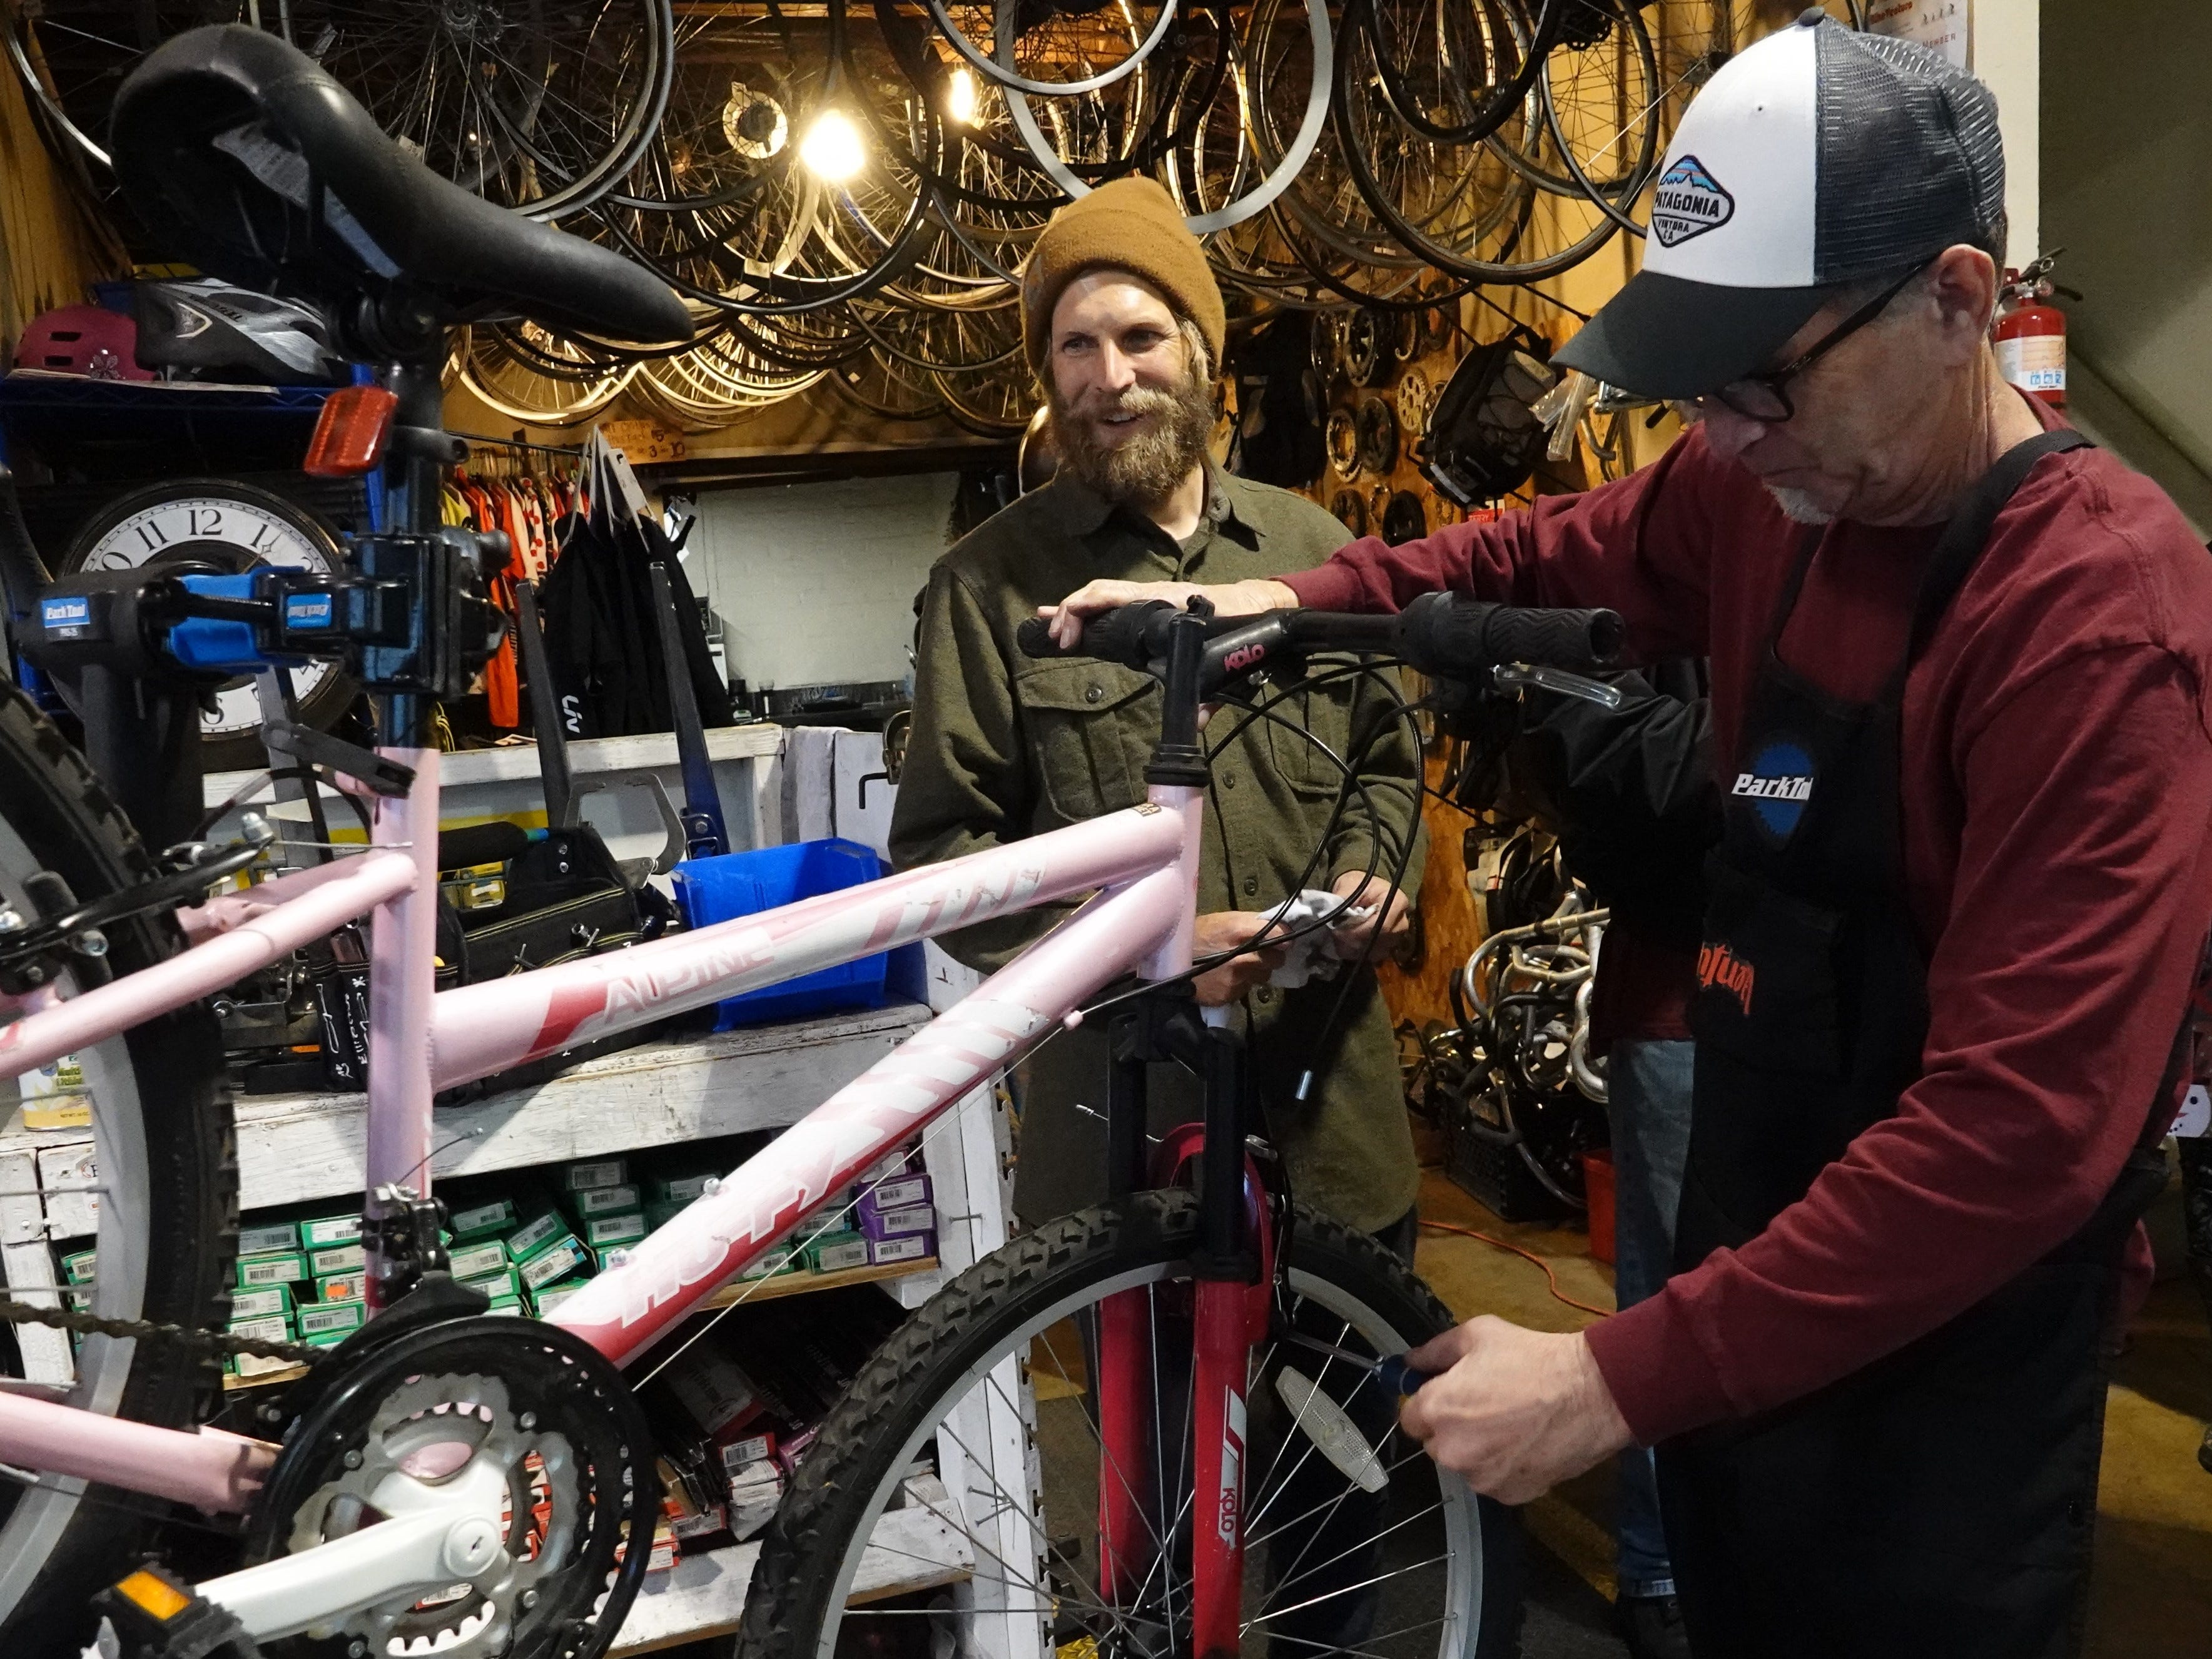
[223,1210,369,1379]
[855,1144,935,1268]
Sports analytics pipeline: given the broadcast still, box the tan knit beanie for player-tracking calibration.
[1020,178,1225,376]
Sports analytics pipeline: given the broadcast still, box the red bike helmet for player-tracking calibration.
[13,304,154,380]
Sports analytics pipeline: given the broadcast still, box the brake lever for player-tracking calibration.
[1493,662,1624,709]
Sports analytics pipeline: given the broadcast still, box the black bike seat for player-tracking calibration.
[110,26,688,348]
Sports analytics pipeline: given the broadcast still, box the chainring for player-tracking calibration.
[243,1317,656,1659]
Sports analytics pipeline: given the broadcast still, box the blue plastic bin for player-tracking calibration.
[671,839,895,1030]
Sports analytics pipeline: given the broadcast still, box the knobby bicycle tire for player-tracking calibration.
[0,686,236,1656]
[738,1189,1524,1659]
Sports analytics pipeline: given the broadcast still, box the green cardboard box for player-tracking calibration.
[308,1244,365,1279]
[300,1213,362,1249]
[449,1198,517,1240]
[459,1263,522,1302]
[562,1158,627,1192]
[530,1279,590,1317]
[519,1234,589,1291]
[236,1252,308,1291]
[584,1211,647,1251]
[297,1300,367,1339]
[504,1209,567,1264]
[807,1231,871,1275]
[574,1183,641,1220]
[231,1286,292,1322]
[447,1239,510,1281]
[237,1220,300,1257]
[648,1170,716,1205]
[738,1245,801,1282]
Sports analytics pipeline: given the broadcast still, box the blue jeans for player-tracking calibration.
[1608,1037,1695,1598]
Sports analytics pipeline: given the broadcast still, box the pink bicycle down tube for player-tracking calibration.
[547,786,1203,1367]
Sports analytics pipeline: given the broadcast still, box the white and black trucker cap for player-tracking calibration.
[1554,9,2006,400]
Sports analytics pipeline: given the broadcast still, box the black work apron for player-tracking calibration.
[1661,430,2176,1659]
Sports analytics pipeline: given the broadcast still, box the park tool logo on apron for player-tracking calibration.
[1732,739,1815,840]
[1650,155,1735,248]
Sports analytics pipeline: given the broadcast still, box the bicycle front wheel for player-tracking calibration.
[0,686,236,1652]
[739,1190,1522,1659]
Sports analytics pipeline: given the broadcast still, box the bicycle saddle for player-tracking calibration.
[109,26,689,350]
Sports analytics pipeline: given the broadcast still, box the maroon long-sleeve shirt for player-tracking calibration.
[1286,413,2212,1444]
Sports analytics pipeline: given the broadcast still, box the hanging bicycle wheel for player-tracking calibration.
[8,2,673,220]
[1356,0,1556,147]
[455,323,641,427]
[1527,0,1661,231]
[738,1191,1522,1659]
[1632,0,1734,148]
[930,0,1181,97]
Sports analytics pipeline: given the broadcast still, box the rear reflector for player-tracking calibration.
[304,383,398,477]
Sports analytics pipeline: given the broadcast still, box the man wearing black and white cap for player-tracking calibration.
[1046,14,2212,1653]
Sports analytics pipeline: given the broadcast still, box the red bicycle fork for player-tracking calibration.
[1092,1019,1276,1659]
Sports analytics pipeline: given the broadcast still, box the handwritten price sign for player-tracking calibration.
[1865,0,1970,70]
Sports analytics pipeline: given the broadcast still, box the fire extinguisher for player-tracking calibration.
[1994,250,2077,407]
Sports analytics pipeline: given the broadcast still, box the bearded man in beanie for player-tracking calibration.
[891,179,1428,1250]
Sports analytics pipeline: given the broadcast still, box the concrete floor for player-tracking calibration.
[1408,1169,2212,1657]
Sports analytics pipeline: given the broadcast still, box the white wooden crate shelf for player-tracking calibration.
[611,1501,975,1655]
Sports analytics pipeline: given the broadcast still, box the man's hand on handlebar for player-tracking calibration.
[1191,911,1292,1006]
[1040,577,1301,649]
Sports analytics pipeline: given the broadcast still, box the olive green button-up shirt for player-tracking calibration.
[888,467,1428,1234]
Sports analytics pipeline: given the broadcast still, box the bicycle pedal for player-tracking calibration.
[84,1565,261,1659]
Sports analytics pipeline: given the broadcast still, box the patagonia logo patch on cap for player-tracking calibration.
[1650,155,1736,248]
[1732,739,1814,838]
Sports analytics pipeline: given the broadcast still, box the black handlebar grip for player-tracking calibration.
[1015,601,1179,669]
[1015,617,1066,659]
[1394,592,1623,676]
[1476,603,1625,671]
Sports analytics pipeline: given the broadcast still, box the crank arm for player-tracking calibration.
[196,1458,511,1643]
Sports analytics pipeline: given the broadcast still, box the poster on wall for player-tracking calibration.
[1865,0,1970,69]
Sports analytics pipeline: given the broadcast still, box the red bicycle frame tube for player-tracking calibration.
[1092,1123,1277,1650]
[1093,1287,1155,1604]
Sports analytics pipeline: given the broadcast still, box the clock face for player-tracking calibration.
[68,485,345,748]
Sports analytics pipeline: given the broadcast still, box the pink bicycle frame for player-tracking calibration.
[0,737,1283,1651]
[0,746,1209,1501]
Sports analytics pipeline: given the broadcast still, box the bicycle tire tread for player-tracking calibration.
[737,1192,1515,1659]
[0,685,238,1649]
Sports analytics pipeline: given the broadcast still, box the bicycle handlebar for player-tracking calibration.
[1016,593,1623,689]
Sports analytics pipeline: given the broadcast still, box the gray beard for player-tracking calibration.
[1050,375,1214,509]
[1765,484,1835,525]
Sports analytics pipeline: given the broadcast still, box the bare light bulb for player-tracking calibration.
[798,108,866,183]
[946,66,978,126]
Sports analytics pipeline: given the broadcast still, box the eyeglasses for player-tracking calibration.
[1677,261,1931,425]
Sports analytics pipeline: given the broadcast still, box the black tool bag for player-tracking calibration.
[312,825,670,1092]
[1418,322,1558,506]
[444,825,654,982]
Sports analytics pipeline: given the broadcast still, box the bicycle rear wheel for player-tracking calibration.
[0,686,236,1654]
[739,1190,1521,1659]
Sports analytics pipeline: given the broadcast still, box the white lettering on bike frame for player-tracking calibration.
[1217,1386,1247,1545]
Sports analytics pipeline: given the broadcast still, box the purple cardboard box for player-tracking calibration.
[859,1202,935,1242]
[868,1231,935,1266]
[858,1174,931,1216]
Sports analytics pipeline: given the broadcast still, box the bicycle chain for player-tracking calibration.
[0,1296,326,1367]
